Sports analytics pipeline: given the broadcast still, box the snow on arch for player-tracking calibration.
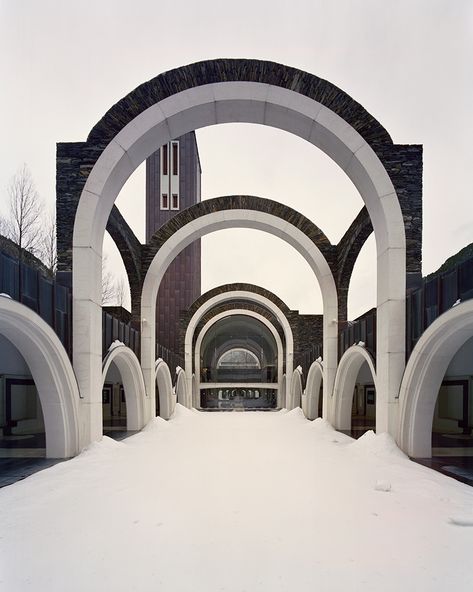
[332,344,377,432]
[0,297,80,458]
[102,344,146,431]
[398,299,473,458]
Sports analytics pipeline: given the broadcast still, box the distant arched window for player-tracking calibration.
[216,348,261,369]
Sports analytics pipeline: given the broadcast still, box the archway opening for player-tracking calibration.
[349,360,376,439]
[424,336,473,485]
[333,346,377,437]
[199,314,279,410]
[0,334,46,464]
[102,359,128,440]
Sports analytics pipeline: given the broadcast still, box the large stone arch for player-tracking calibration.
[67,59,411,446]
[194,309,285,408]
[302,360,324,420]
[0,297,80,458]
[155,358,174,419]
[398,300,473,458]
[332,345,377,431]
[102,344,146,431]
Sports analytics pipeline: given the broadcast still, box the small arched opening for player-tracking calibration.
[102,345,146,438]
[333,345,377,438]
[0,297,79,460]
[399,300,473,481]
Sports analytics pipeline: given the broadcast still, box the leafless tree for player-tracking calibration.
[39,212,57,277]
[102,253,117,305]
[114,277,128,308]
[5,164,43,259]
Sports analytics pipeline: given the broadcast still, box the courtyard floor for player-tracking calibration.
[1,405,473,591]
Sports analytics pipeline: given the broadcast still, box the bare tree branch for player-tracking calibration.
[6,164,43,259]
[102,253,117,305]
[38,212,57,277]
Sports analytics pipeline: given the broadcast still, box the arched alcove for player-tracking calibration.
[0,297,79,458]
[333,345,377,435]
[102,345,146,432]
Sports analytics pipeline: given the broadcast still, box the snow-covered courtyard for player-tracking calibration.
[1,405,473,591]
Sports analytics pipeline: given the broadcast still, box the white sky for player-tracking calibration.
[1,0,472,318]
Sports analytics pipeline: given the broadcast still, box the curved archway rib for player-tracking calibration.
[0,297,80,458]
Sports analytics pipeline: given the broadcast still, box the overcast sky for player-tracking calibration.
[1,0,472,318]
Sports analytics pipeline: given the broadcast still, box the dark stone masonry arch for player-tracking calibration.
[57,58,422,286]
[142,194,336,275]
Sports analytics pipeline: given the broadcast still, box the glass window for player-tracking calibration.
[172,142,179,175]
[162,144,168,175]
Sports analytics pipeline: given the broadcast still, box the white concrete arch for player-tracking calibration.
[184,289,296,413]
[175,367,188,407]
[333,345,377,432]
[194,309,284,409]
[398,299,473,458]
[155,358,174,420]
[302,360,324,420]
[291,366,304,410]
[142,211,337,419]
[102,345,146,431]
[73,78,406,445]
[0,297,80,458]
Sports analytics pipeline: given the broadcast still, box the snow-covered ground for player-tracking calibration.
[1,405,473,591]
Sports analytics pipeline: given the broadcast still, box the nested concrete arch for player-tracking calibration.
[155,358,174,419]
[102,345,146,431]
[194,309,285,409]
[302,360,324,420]
[143,205,337,417]
[182,287,297,413]
[175,367,188,407]
[290,366,304,410]
[333,345,377,432]
[398,300,473,458]
[0,297,80,458]
[194,302,285,352]
[71,59,408,446]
